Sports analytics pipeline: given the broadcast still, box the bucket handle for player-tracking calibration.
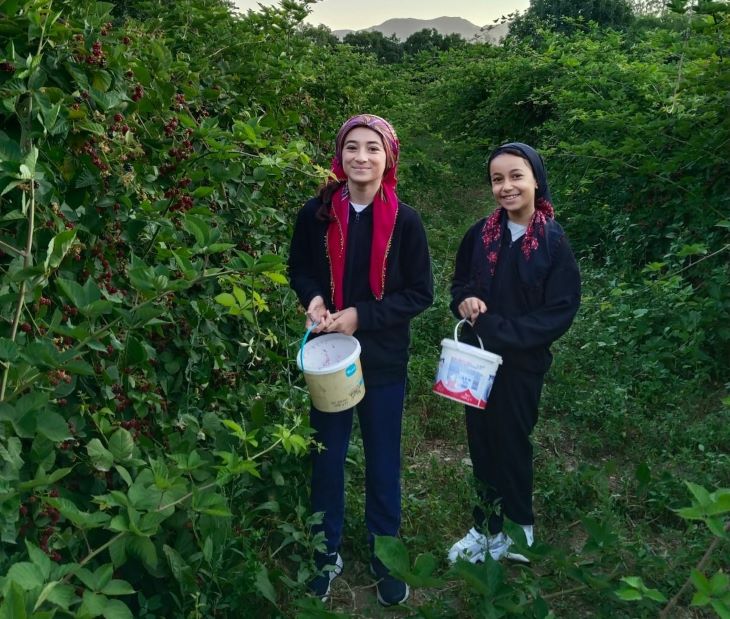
[299,321,320,372]
[455,318,485,350]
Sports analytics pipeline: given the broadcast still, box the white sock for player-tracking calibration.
[521,524,534,546]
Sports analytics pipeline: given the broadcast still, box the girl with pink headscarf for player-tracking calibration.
[288,114,433,606]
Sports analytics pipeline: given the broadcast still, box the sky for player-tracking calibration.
[231,0,530,31]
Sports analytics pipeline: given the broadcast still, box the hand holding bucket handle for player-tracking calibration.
[455,318,485,350]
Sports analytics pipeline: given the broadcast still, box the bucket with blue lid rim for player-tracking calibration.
[297,323,365,412]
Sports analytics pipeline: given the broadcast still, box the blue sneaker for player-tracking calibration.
[370,555,409,607]
[307,552,343,601]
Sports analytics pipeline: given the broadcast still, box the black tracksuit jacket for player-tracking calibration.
[288,197,433,386]
[450,217,581,374]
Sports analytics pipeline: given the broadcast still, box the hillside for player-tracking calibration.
[333,16,509,44]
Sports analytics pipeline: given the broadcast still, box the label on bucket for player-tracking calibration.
[432,349,497,409]
[345,363,357,377]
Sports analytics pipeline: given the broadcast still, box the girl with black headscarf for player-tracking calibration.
[447,143,581,564]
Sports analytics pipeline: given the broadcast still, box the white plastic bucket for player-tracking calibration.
[297,331,365,413]
[432,319,502,409]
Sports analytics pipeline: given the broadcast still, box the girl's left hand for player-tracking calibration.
[458,297,487,323]
[326,307,358,336]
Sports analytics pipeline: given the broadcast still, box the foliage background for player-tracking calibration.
[0,0,727,617]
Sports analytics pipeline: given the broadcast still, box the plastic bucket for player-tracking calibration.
[432,319,502,409]
[297,329,365,413]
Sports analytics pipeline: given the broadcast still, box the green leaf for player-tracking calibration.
[203,537,213,564]
[100,579,135,596]
[25,541,52,579]
[162,545,195,587]
[87,439,114,471]
[192,186,215,198]
[615,586,643,601]
[44,229,76,271]
[183,215,210,247]
[52,497,109,529]
[0,337,20,361]
[108,536,128,568]
[0,582,28,619]
[618,576,667,603]
[39,101,63,134]
[255,566,276,604]
[82,277,102,304]
[193,492,232,517]
[82,299,114,318]
[19,147,38,179]
[62,359,95,376]
[450,559,501,597]
[101,598,134,619]
[108,429,134,462]
[56,278,86,309]
[91,70,112,92]
[709,570,730,594]
[222,419,245,438]
[0,401,39,441]
[125,336,147,365]
[215,293,236,308]
[374,536,410,578]
[127,537,158,569]
[676,243,707,257]
[43,582,76,611]
[0,131,22,163]
[6,562,45,590]
[36,411,71,442]
[18,467,73,491]
[171,250,199,279]
[251,399,266,427]
[79,591,107,616]
[115,465,133,487]
[21,340,61,368]
[263,271,288,285]
[75,567,99,591]
[206,242,235,254]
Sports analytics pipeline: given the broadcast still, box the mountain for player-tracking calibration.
[332,16,509,44]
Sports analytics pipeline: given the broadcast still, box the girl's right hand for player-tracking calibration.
[458,297,487,323]
[306,296,332,333]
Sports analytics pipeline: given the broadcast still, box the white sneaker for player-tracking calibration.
[448,528,512,563]
[486,531,511,560]
[448,528,488,563]
[504,525,534,563]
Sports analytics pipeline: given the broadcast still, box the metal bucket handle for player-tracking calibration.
[299,321,320,372]
[455,318,485,351]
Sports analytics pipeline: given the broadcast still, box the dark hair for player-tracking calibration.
[315,180,342,221]
[486,147,535,184]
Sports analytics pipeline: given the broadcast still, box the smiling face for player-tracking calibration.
[489,153,538,225]
[341,127,387,191]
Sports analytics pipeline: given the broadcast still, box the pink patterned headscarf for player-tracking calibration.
[326,114,400,310]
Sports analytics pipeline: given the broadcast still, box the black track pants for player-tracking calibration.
[465,365,544,534]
